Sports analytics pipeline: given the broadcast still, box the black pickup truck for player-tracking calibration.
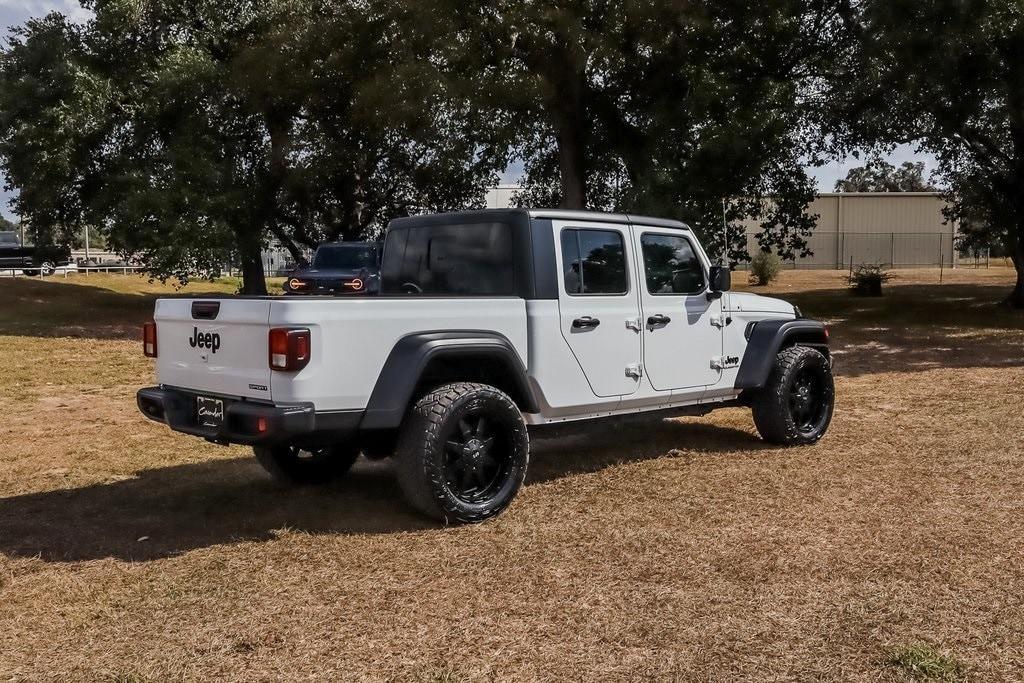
[282,241,381,295]
[0,231,70,276]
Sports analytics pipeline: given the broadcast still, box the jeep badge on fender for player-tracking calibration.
[138,209,834,525]
[189,327,221,353]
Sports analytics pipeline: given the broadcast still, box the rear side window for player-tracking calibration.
[381,222,514,296]
[640,233,705,294]
[560,229,628,295]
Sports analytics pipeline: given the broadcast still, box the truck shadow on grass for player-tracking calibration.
[0,420,762,563]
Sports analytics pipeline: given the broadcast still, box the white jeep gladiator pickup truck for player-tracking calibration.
[138,209,834,523]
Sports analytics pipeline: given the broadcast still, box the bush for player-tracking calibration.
[749,251,782,286]
[848,263,894,296]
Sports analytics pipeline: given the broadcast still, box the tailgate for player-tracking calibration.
[153,298,273,400]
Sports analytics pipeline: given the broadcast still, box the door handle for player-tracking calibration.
[647,314,672,326]
[572,316,601,330]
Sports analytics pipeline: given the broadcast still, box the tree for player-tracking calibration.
[829,0,1024,307]
[435,0,851,263]
[0,1,501,293]
[834,156,938,192]
[0,14,95,254]
[0,214,16,232]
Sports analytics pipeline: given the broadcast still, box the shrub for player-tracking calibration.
[848,263,894,296]
[749,251,782,286]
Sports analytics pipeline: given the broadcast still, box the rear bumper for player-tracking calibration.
[137,386,361,446]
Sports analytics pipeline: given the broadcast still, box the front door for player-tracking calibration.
[555,222,642,398]
[632,228,723,392]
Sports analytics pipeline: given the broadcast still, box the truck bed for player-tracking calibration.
[153,296,529,411]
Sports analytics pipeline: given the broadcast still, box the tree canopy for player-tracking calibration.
[7,1,1023,306]
[828,0,1024,307]
[0,1,502,293]
[431,0,850,263]
[834,156,938,193]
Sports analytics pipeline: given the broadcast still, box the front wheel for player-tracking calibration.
[395,382,529,524]
[751,346,835,445]
[253,443,359,485]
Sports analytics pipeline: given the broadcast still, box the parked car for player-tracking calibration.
[138,209,834,523]
[0,232,70,276]
[283,242,381,295]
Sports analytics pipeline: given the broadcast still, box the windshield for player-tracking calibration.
[312,244,378,270]
[0,232,19,245]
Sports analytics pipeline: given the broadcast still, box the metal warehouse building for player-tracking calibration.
[487,187,957,269]
[740,192,955,269]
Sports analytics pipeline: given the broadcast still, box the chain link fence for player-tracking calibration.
[739,231,965,269]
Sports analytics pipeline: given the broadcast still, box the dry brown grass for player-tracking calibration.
[1,270,1023,681]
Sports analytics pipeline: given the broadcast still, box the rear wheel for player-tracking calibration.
[395,382,529,523]
[253,443,359,485]
[751,346,834,445]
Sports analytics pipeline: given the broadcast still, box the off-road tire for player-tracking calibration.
[395,382,529,524]
[253,443,360,485]
[751,345,834,446]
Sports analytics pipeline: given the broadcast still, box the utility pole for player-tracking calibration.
[84,225,90,261]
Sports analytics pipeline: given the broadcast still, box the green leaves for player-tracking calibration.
[828,0,1024,305]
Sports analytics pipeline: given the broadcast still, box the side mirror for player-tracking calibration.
[707,265,731,300]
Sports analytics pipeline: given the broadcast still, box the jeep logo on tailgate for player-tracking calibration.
[189,327,221,353]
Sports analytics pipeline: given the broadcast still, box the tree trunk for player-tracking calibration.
[550,56,588,210]
[1009,236,1024,308]
[238,237,268,296]
[556,117,587,210]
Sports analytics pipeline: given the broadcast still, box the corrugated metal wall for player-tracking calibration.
[741,193,955,269]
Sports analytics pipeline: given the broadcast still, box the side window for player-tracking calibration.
[640,233,705,295]
[560,229,628,295]
[381,222,514,295]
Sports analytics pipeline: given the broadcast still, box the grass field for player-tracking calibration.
[0,269,1022,681]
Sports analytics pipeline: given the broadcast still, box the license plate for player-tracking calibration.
[196,396,225,428]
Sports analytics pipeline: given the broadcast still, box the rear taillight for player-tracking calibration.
[269,328,311,372]
[343,278,364,291]
[143,321,158,358]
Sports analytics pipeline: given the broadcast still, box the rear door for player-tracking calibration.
[631,227,723,392]
[153,298,273,400]
[554,221,642,398]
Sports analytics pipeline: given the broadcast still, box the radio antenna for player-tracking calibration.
[721,198,728,266]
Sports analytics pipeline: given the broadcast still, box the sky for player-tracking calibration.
[0,0,939,223]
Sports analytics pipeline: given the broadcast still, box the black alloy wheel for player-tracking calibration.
[396,382,529,523]
[788,367,828,435]
[752,345,835,445]
[442,414,513,505]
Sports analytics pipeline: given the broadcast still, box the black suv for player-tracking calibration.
[283,242,381,295]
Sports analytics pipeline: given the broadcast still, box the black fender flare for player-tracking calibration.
[735,319,830,391]
[359,331,537,430]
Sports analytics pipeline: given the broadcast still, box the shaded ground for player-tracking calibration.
[0,269,1022,681]
[0,273,284,339]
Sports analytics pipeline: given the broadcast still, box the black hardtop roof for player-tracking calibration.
[388,209,689,231]
[316,241,379,248]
